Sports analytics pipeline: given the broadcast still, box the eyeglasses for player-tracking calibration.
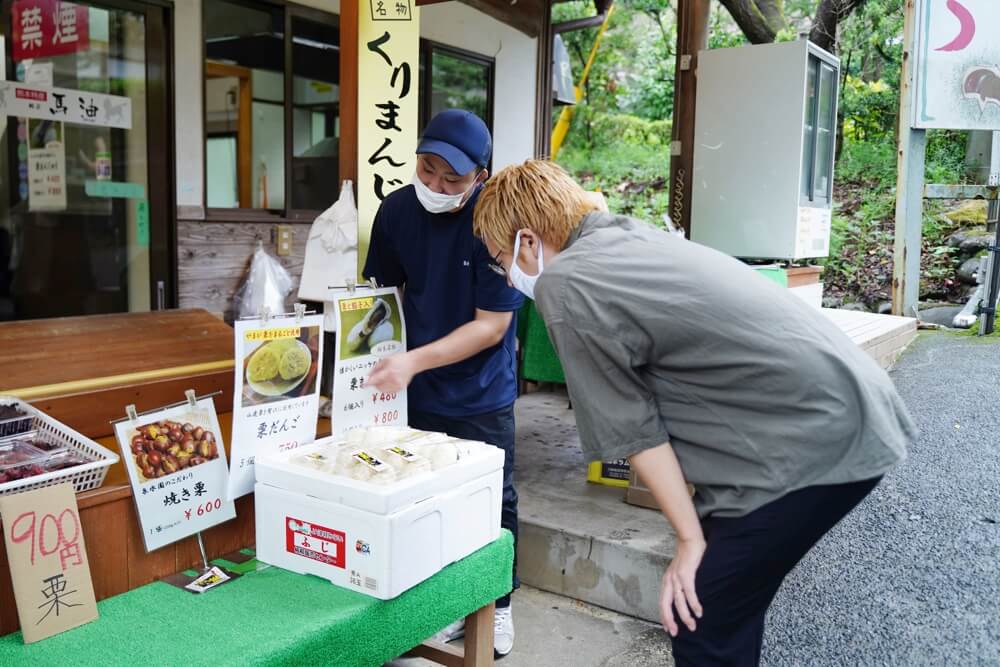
[486,249,507,277]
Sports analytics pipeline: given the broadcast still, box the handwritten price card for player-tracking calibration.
[0,482,98,643]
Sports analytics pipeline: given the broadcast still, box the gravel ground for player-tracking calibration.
[763,332,1000,666]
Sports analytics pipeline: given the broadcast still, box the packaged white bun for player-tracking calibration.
[335,448,399,485]
[408,440,461,471]
[378,446,432,479]
[362,426,422,446]
[290,450,337,474]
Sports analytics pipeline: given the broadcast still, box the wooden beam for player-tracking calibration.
[463,602,496,666]
[535,6,554,157]
[459,0,547,38]
[890,0,924,318]
[668,0,710,237]
[339,0,359,194]
[554,14,607,34]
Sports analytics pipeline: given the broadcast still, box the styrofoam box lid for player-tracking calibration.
[255,435,505,515]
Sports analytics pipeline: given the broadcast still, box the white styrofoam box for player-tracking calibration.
[790,282,824,309]
[254,465,502,599]
[255,436,505,515]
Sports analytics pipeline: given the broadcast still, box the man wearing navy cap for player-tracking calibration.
[364,109,522,657]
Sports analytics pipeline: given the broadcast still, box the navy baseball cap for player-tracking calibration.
[417,109,492,176]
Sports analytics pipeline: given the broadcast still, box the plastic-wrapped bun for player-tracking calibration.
[379,446,432,479]
[335,448,398,485]
[290,450,336,474]
[409,441,461,471]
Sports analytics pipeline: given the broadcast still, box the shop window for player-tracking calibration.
[1,0,173,321]
[418,41,494,140]
[203,0,338,215]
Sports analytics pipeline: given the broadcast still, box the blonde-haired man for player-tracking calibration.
[474,159,915,666]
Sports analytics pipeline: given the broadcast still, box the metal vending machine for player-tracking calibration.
[690,40,840,263]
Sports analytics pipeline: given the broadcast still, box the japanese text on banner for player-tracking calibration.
[356,2,419,279]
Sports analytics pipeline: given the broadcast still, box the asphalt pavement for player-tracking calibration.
[763,332,1000,666]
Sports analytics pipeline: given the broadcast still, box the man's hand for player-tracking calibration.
[659,537,705,636]
[366,353,419,393]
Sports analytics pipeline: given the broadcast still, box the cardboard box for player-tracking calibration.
[254,438,505,599]
[625,469,696,511]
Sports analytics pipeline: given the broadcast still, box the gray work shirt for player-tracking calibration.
[534,212,914,518]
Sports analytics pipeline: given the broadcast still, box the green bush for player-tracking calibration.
[559,106,671,152]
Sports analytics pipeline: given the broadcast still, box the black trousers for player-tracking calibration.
[408,405,518,608]
[671,477,882,666]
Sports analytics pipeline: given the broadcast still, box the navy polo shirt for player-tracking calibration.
[363,184,524,417]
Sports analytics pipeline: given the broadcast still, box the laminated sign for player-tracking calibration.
[114,396,236,552]
[913,0,1000,130]
[228,310,324,499]
[0,482,98,643]
[331,286,407,435]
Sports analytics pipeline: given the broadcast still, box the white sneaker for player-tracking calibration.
[430,617,465,644]
[493,606,514,658]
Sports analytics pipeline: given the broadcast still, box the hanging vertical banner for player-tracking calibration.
[913,0,1000,130]
[331,286,407,435]
[27,118,66,211]
[357,0,420,279]
[114,397,236,552]
[228,311,324,499]
[12,0,90,61]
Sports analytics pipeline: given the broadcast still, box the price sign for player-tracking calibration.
[330,286,407,436]
[228,311,324,499]
[0,482,98,643]
[114,396,236,552]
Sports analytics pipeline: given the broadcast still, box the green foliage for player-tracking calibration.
[840,76,897,142]
[551,0,976,307]
[430,51,490,121]
[559,106,671,152]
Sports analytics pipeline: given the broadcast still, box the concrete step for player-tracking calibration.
[513,390,674,624]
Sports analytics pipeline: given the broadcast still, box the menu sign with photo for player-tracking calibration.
[331,287,407,435]
[26,118,66,211]
[114,397,236,552]
[228,312,324,499]
[0,482,98,643]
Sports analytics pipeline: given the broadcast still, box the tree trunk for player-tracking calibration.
[717,0,787,44]
[809,0,869,53]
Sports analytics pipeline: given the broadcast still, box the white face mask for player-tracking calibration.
[509,231,544,300]
[412,173,476,214]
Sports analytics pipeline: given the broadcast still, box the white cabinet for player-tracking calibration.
[691,40,840,261]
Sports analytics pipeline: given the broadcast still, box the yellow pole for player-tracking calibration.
[550,4,615,160]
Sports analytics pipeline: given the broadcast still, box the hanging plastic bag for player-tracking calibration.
[298,180,358,303]
[233,241,294,320]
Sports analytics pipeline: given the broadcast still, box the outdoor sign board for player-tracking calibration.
[913,0,1000,130]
